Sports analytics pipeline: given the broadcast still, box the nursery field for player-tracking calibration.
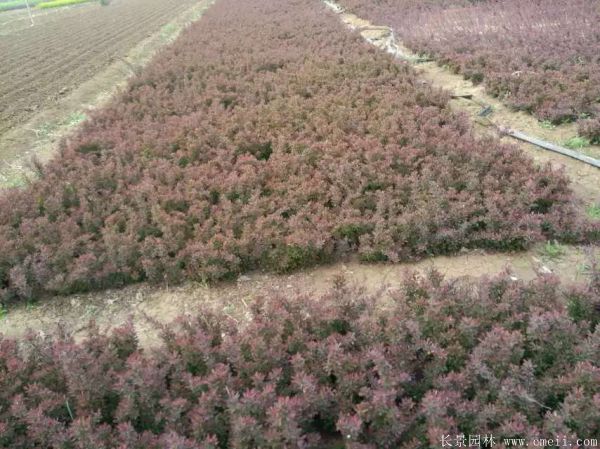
[0,0,599,446]
[2,0,598,304]
[0,0,199,138]
[338,0,600,141]
[1,270,599,447]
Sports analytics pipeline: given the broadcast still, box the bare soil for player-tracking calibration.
[0,0,200,135]
[0,0,215,187]
[1,244,596,348]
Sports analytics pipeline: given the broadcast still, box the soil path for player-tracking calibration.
[1,244,596,347]
[0,0,215,188]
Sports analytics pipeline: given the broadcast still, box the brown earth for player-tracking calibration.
[0,0,215,187]
[1,244,597,348]
[0,0,200,136]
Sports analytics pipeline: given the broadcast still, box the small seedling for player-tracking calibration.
[2,172,28,189]
[587,204,600,220]
[540,240,566,260]
[33,122,58,140]
[160,23,178,41]
[563,136,590,149]
[539,120,555,130]
[0,305,7,320]
[66,112,86,127]
[577,262,592,276]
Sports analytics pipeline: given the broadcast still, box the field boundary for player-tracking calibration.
[2,243,595,347]
[0,0,216,188]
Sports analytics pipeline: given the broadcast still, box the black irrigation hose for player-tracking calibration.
[459,96,600,169]
[324,0,600,170]
[498,127,600,169]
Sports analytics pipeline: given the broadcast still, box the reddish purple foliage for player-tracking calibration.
[578,118,600,145]
[339,0,600,124]
[0,0,593,303]
[1,271,599,447]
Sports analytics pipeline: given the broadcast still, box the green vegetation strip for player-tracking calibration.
[36,0,92,9]
[0,0,92,11]
[0,0,40,12]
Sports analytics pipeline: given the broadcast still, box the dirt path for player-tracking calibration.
[1,244,596,347]
[0,0,215,188]
[324,1,600,206]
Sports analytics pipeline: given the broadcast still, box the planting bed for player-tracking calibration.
[0,0,599,446]
[338,0,600,131]
[1,271,599,447]
[0,0,595,304]
[0,0,200,138]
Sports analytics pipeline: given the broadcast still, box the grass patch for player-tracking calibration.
[159,22,178,41]
[1,172,28,189]
[587,204,600,220]
[37,0,91,9]
[563,136,591,149]
[539,120,556,130]
[33,122,58,140]
[0,1,26,12]
[65,111,87,127]
[540,240,566,260]
[0,0,44,12]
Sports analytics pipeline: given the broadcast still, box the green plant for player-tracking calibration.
[540,240,566,260]
[65,112,86,127]
[0,305,7,320]
[0,0,44,12]
[563,136,590,149]
[26,301,38,311]
[539,120,556,129]
[587,204,600,220]
[159,22,177,40]
[37,0,92,9]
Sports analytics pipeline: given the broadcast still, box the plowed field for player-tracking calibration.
[0,0,198,137]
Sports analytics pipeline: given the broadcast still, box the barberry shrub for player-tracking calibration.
[1,270,599,448]
[578,118,600,145]
[0,0,595,304]
[339,0,600,125]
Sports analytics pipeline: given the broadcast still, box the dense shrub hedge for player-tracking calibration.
[338,0,600,125]
[1,270,599,448]
[0,0,594,303]
[579,118,600,145]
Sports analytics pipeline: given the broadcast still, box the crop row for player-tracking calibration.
[1,270,599,447]
[338,0,600,131]
[0,0,594,303]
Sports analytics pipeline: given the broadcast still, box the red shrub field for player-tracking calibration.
[338,0,600,125]
[1,271,599,447]
[1,0,595,303]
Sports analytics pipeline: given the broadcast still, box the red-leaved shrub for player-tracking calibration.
[338,0,600,124]
[0,0,594,304]
[1,270,599,447]
[579,118,600,145]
